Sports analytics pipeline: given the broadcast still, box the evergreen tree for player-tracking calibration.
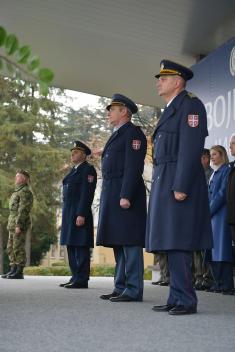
[0,76,66,267]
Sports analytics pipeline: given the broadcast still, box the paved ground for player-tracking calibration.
[0,276,235,352]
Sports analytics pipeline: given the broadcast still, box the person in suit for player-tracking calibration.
[146,60,213,315]
[201,148,213,184]
[59,141,97,289]
[96,93,147,302]
[206,145,234,295]
[193,148,214,291]
[227,135,235,244]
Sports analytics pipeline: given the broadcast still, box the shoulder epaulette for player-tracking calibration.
[187,92,197,99]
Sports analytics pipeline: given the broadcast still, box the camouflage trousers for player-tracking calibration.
[155,252,170,283]
[7,230,27,267]
[192,251,213,284]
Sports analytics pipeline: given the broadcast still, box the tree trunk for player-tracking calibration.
[25,227,32,266]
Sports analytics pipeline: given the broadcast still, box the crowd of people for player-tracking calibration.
[1,59,235,316]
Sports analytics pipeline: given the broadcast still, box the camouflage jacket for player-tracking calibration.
[7,184,33,231]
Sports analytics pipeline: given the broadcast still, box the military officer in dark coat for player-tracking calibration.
[96,94,147,302]
[227,134,235,244]
[60,141,97,288]
[146,60,213,315]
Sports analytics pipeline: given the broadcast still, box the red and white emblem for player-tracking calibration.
[88,175,94,183]
[188,115,199,127]
[132,140,141,150]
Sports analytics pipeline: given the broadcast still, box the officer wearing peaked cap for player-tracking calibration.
[146,60,213,315]
[60,140,97,289]
[96,93,147,302]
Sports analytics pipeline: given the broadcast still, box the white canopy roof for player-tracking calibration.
[1,0,235,106]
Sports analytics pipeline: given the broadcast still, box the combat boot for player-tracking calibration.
[1,265,17,279]
[8,265,24,279]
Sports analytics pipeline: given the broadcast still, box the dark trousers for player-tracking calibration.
[167,251,197,308]
[210,261,234,291]
[67,245,90,284]
[230,225,235,243]
[113,246,144,300]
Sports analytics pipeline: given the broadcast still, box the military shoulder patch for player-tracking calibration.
[187,92,197,99]
[132,139,141,150]
[88,175,94,183]
[188,114,199,127]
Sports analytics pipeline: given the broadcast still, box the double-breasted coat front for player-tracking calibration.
[208,164,233,262]
[60,161,97,247]
[145,90,213,252]
[96,121,147,247]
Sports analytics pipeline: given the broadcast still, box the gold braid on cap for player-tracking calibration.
[159,69,181,76]
[110,101,126,107]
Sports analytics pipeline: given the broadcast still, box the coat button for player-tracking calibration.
[159,134,161,138]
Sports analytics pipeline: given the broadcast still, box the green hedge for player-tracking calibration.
[24,264,152,279]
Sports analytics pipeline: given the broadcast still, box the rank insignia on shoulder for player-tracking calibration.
[132,140,141,150]
[88,175,94,183]
[187,92,197,99]
[188,114,199,127]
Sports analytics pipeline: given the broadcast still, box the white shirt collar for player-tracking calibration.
[74,161,85,169]
[166,95,177,107]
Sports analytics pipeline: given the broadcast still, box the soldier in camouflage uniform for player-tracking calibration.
[1,170,33,279]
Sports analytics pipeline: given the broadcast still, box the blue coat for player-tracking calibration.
[145,90,213,252]
[96,121,147,247]
[227,161,235,224]
[208,164,233,262]
[60,161,97,247]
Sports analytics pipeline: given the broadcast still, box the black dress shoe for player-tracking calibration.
[168,305,197,315]
[152,304,176,312]
[206,287,221,293]
[222,289,234,295]
[152,281,162,285]
[65,282,88,289]
[194,281,206,291]
[59,281,72,287]
[110,294,142,302]
[100,292,120,300]
[159,281,169,286]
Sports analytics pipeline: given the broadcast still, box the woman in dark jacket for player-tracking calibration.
[207,145,234,294]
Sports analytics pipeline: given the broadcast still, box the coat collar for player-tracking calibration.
[65,161,87,178]
[102,121,132,155]
[214,163,228,174]
[229,160,235,169]
[153,90,188,138]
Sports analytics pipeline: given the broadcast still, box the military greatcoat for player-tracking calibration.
[60,161,97,247]
[145,90,213,252]
[96,121,147,247]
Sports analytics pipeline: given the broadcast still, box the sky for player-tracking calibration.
[63,89,101,110]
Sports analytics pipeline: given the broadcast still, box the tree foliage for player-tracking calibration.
[0,25,54,96]
[0,76,67,266]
